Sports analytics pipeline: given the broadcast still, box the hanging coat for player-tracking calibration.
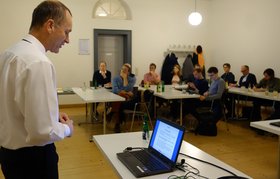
[182,54,194,81]
[161,53,179,85]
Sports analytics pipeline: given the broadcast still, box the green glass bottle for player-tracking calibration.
[142,115,149,140]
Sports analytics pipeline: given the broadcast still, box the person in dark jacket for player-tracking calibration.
[187,68,209,95]
[237,65,257,88]
[92,61,111,87]
[221,63,235,85]
[228,65,257,118]
[252,68,280,121]
[221,63,235,118]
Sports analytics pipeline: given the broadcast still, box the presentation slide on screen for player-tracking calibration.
[152,122,179,159]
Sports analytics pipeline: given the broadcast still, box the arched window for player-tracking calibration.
[93,0,132,20]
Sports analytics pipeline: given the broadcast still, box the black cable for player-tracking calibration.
[124,147,145,151]
[180,152,238,177]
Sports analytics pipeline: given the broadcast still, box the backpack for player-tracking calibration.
[195,110,217,136]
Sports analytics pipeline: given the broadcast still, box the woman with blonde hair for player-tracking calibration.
[171,64,182,85]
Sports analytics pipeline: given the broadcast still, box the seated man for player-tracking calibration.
[184,67,225,122]
[221,63,235,86]
[198,67,225,121]
[183,68,209,115]
[221,63,235,117]
[92,61,111,87]
[187,68,209,95]
[229,65,257,118]
[252,68,280,121]
[112,63,136,132]
[230,65,257,88]
[143,63,161,85]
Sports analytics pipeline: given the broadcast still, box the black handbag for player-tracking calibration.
[195,101,217,136]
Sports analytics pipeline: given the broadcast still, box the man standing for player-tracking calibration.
[0,1,73,179]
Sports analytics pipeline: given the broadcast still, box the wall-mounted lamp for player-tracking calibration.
[188,0,202,26]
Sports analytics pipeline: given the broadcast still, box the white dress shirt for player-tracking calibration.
[0,34,70,149]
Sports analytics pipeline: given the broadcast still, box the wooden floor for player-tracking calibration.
[0,106,278,179]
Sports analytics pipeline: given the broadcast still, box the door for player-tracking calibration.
[94,29,132,79]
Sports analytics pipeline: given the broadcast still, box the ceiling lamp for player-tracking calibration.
[188,0,202,26]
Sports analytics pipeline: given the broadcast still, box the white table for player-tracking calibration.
[250,119,280,178]
[153,85,200,125]
[228,87,280,102]
[93,132,251,179]
[227,87,280,119]
[72,87,125,134]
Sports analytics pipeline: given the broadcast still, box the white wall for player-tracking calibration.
[0,0,211,104]
[208,0,280,81]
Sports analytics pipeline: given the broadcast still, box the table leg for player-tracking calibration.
[277,135,280,178]
[154,96,157,119]
[180,99,182,126]
[103,102,106,134]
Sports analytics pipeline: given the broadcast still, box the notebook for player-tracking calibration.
[117,118,185,178]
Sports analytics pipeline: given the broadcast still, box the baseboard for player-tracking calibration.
[59,104,86,108]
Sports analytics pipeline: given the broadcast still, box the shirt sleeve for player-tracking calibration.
[207,79,225,101]
[15,61,69,146]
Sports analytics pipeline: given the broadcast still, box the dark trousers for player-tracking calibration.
[0,143,59,179]
[252,99,275,121]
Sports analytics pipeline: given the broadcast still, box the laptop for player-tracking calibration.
[270,121,280,127]
[117,118,185,178]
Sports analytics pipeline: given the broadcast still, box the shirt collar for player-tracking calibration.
[23,34,46,54]
[99,70,107,74]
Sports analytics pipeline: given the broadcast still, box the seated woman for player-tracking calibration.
[171,64,182,85]
[112,63,136,132]
[143,63,161,85]
[170,64,183,121]
[92,61,111,87]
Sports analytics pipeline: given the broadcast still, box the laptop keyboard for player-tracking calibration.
[131,150,167,171]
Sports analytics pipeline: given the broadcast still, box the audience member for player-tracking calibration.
[198,67,225,121]
[143,63,160,85]
[252,68,280,121]
[112,64,136,132]
[92,61,111,87]
[231,65,257,88]
[221,63,235,85]
[183,68,209,116]
[171,64,182,85]
[188,68,209,95]
[221,63,235,118]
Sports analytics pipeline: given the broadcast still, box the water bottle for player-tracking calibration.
[142,115,149,140]
[94,80,97,89]
[157,82,162,93]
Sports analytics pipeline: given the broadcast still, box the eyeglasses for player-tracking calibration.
[208,73,215,77]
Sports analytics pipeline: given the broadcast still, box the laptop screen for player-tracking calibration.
[149,119,184,162]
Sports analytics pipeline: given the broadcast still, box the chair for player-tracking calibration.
[123,89,154,131]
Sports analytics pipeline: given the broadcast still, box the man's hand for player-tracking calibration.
[59,112,74,136]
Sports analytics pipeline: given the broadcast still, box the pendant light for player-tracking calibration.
[188,0,202,26]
